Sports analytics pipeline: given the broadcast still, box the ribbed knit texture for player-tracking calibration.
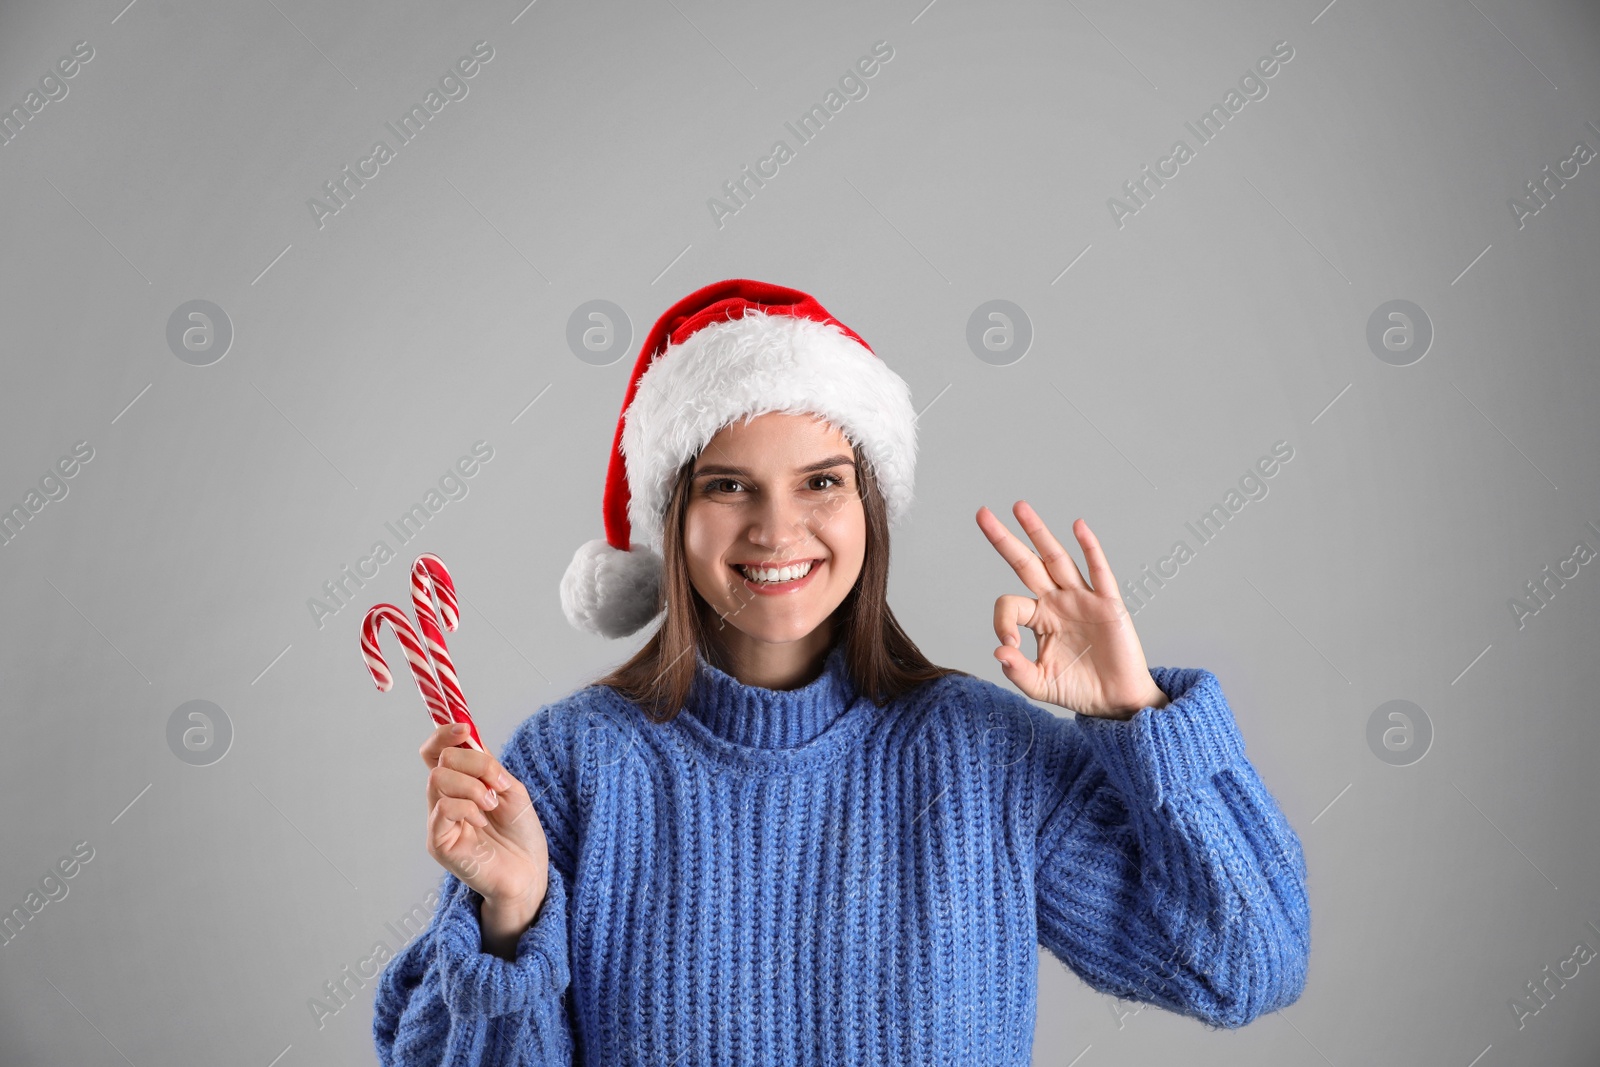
[373,637,1310,1065]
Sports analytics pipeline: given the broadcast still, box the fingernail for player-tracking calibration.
[497,773,511,790]
[451,723,468,734]
[484,790,498,808]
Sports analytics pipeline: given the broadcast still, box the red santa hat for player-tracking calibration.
[559,278,918,638]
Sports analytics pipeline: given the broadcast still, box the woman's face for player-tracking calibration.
[684,412,867,647]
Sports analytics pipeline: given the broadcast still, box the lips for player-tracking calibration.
[730,558,823,595]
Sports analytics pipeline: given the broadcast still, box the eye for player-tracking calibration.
[704,473,844,495]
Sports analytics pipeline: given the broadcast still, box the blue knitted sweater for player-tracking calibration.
[372,638,1310,1064]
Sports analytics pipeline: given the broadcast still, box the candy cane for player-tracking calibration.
[410,553,485,752]
[360,600,485,753]
[361,604,450,721]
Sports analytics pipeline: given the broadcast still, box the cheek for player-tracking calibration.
[819,500,867,565]
[682,509,732,580]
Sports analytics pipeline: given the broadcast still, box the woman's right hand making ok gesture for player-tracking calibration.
[420,722,549,956]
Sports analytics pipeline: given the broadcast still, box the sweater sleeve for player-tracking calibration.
[372,705,583,1065]
[1022,667,1311,1030]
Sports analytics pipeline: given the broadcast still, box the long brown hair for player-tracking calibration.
[591,437,968,723]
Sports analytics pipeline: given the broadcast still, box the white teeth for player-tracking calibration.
[739,560,814,583]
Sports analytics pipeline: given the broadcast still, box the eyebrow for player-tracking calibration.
[692,454,856,479]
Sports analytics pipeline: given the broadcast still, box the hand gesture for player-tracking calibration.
[419,722,548,925]
[976,502,1168,720]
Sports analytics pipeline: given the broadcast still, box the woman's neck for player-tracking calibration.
[703,620,837,691]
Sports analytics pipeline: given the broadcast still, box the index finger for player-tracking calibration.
[418,721,475,768]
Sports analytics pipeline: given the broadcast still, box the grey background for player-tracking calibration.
[2,0,1597,1063]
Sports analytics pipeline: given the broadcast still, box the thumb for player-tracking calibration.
[994,645,1042,697]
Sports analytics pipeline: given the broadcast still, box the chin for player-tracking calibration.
[693,564,855,642]
[726,614,830,645]
[722,596,844,643]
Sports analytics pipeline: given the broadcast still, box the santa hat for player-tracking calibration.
[559,278,918,639]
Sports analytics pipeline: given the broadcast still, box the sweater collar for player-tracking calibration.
[686,639,857,751]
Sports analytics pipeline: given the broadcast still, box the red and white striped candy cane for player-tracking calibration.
[360,601,484,752]
[410,553,484,752]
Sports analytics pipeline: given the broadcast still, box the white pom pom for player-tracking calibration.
[559,539,664,639]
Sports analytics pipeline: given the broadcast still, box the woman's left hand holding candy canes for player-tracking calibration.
[976,502,1169,721]
[418,719,548,960]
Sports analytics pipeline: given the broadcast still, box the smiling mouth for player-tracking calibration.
[730,558,820,585]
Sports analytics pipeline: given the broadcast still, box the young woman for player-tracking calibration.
[373,279,1310,1065]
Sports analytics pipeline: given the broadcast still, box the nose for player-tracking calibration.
[743,492,816,558]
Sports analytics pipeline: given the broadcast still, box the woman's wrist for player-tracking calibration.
[479,883,546,959]
[1094,680,1169,720]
